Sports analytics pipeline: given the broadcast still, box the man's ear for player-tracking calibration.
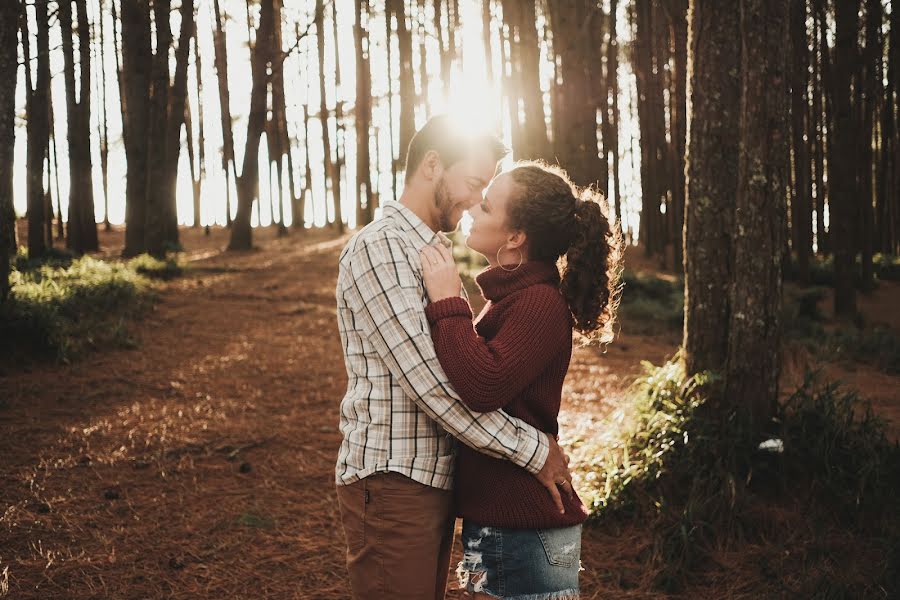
[421,150,442,181]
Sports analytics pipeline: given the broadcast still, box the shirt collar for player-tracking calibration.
[381,200,452,250]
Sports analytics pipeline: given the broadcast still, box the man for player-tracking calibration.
[334,115,574,599]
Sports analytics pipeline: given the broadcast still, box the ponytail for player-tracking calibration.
[560,193,623,344]
[506,161,623,345]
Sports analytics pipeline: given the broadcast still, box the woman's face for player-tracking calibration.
[465,173,522,264]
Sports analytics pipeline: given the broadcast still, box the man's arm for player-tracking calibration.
[344,230,549,473]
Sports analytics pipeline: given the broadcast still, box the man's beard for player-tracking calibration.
[435,176,458,232]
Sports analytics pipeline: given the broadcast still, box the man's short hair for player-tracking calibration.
[403,115,509,183]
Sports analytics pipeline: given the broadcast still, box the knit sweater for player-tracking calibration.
[424,260,589,529]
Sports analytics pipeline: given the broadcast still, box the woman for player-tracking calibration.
[419,161,622,599]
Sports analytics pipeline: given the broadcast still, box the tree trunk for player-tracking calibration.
[725,0,789,431]
[154,0,193,254]
[316,0,343,232]
[593,7,610,194]
[516,0,550,161]
[830,0,861,317]
[121,0,152,256]
[355,0,375,226]
[683,0,741,377]
[790,0,812,281]
[191,11,205,229]
[609,0,622,229]
[98,0,111,232]
[393,0,416,165]
[228,0,275,250]
[434,0,449,100]
[61,0,98,254]
[499,0,522,156]
[0,0,18,301]
[23,0,51,258]
[547,0,601,188]
[482,0,494,85]
[858,0,881,290]
[49,93,64,240]
[269,0,287,234]
[665,0,687,271]
[332,0,347,232]
[213,0,236,228]
[880,0,898,254]
[811,4,827,255]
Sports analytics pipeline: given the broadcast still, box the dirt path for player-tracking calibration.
[1,227,896,599]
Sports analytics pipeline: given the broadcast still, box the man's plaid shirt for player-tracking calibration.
[334,201,550,490]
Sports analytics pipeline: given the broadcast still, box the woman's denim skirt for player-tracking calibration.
[456,519,582,599]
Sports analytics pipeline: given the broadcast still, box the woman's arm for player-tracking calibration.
[424,287,571,412]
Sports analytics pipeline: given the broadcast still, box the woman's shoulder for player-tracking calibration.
[509,282,569,315]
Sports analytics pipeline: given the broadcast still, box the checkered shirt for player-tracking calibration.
[334,200,550,490]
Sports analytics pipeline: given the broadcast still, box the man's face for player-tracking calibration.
[433,147,499,232]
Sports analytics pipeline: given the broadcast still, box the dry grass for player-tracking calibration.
[1,225,898,599]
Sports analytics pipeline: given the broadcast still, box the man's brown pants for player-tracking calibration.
[336,472,456,599]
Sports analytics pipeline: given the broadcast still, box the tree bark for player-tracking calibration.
[664,0,688,271]
[482,0,494,85]
[61,0,98,254]
[790,0,812,281]
[228,0,275,250]
[683,0,741,377]
[516,0,550,161]
[547,0,601,188]
[191,10,205,229]
[393,0,416,165]
[121,0,152,256]
[858,0,881,290]
[880,0,898,254]
[98,0,111,232]
[830,0,861,317]
[316,0,343,233]
[726,0,789,431]
[609,0,622,229]
[213,0,236,228]
[156,0,193,254]
[355,0,375,226]
[23,0,51,257]
[0,0,18,301]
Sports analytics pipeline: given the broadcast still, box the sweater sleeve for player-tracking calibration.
[424,286,572,413]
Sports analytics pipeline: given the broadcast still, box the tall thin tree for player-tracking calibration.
[683,0,741,378]
[0,0,18,301]
[227,0,275,249]
[355,0,375,226]
[726,0,789,430]
[830,0,861,317]
[60,0,99,254]
[316,0,343,232]
[22,0,51,257]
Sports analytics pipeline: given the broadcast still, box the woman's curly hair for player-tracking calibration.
[505,161,624,345]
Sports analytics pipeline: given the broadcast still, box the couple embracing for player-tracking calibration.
[334,115,621,599]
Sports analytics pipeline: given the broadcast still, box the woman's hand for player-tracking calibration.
[419,244,462,302]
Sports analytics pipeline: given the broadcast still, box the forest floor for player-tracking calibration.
[1,224,898,599]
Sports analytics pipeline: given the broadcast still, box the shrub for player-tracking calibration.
[0,251,181,363]
[574,360,900,592]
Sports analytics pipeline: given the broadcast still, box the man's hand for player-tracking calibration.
[534,433,574,514]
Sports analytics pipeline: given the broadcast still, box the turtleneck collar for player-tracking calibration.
[475,260,561,302]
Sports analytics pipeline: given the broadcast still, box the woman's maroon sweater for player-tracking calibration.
[424,260,589,529]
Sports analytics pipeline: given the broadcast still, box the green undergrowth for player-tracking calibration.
[573,359,899,594]
[784,253,900,285]
[784,285,900,374]
[0,249,184,363]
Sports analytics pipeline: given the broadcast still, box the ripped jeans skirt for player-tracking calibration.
[456,520,582,599]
